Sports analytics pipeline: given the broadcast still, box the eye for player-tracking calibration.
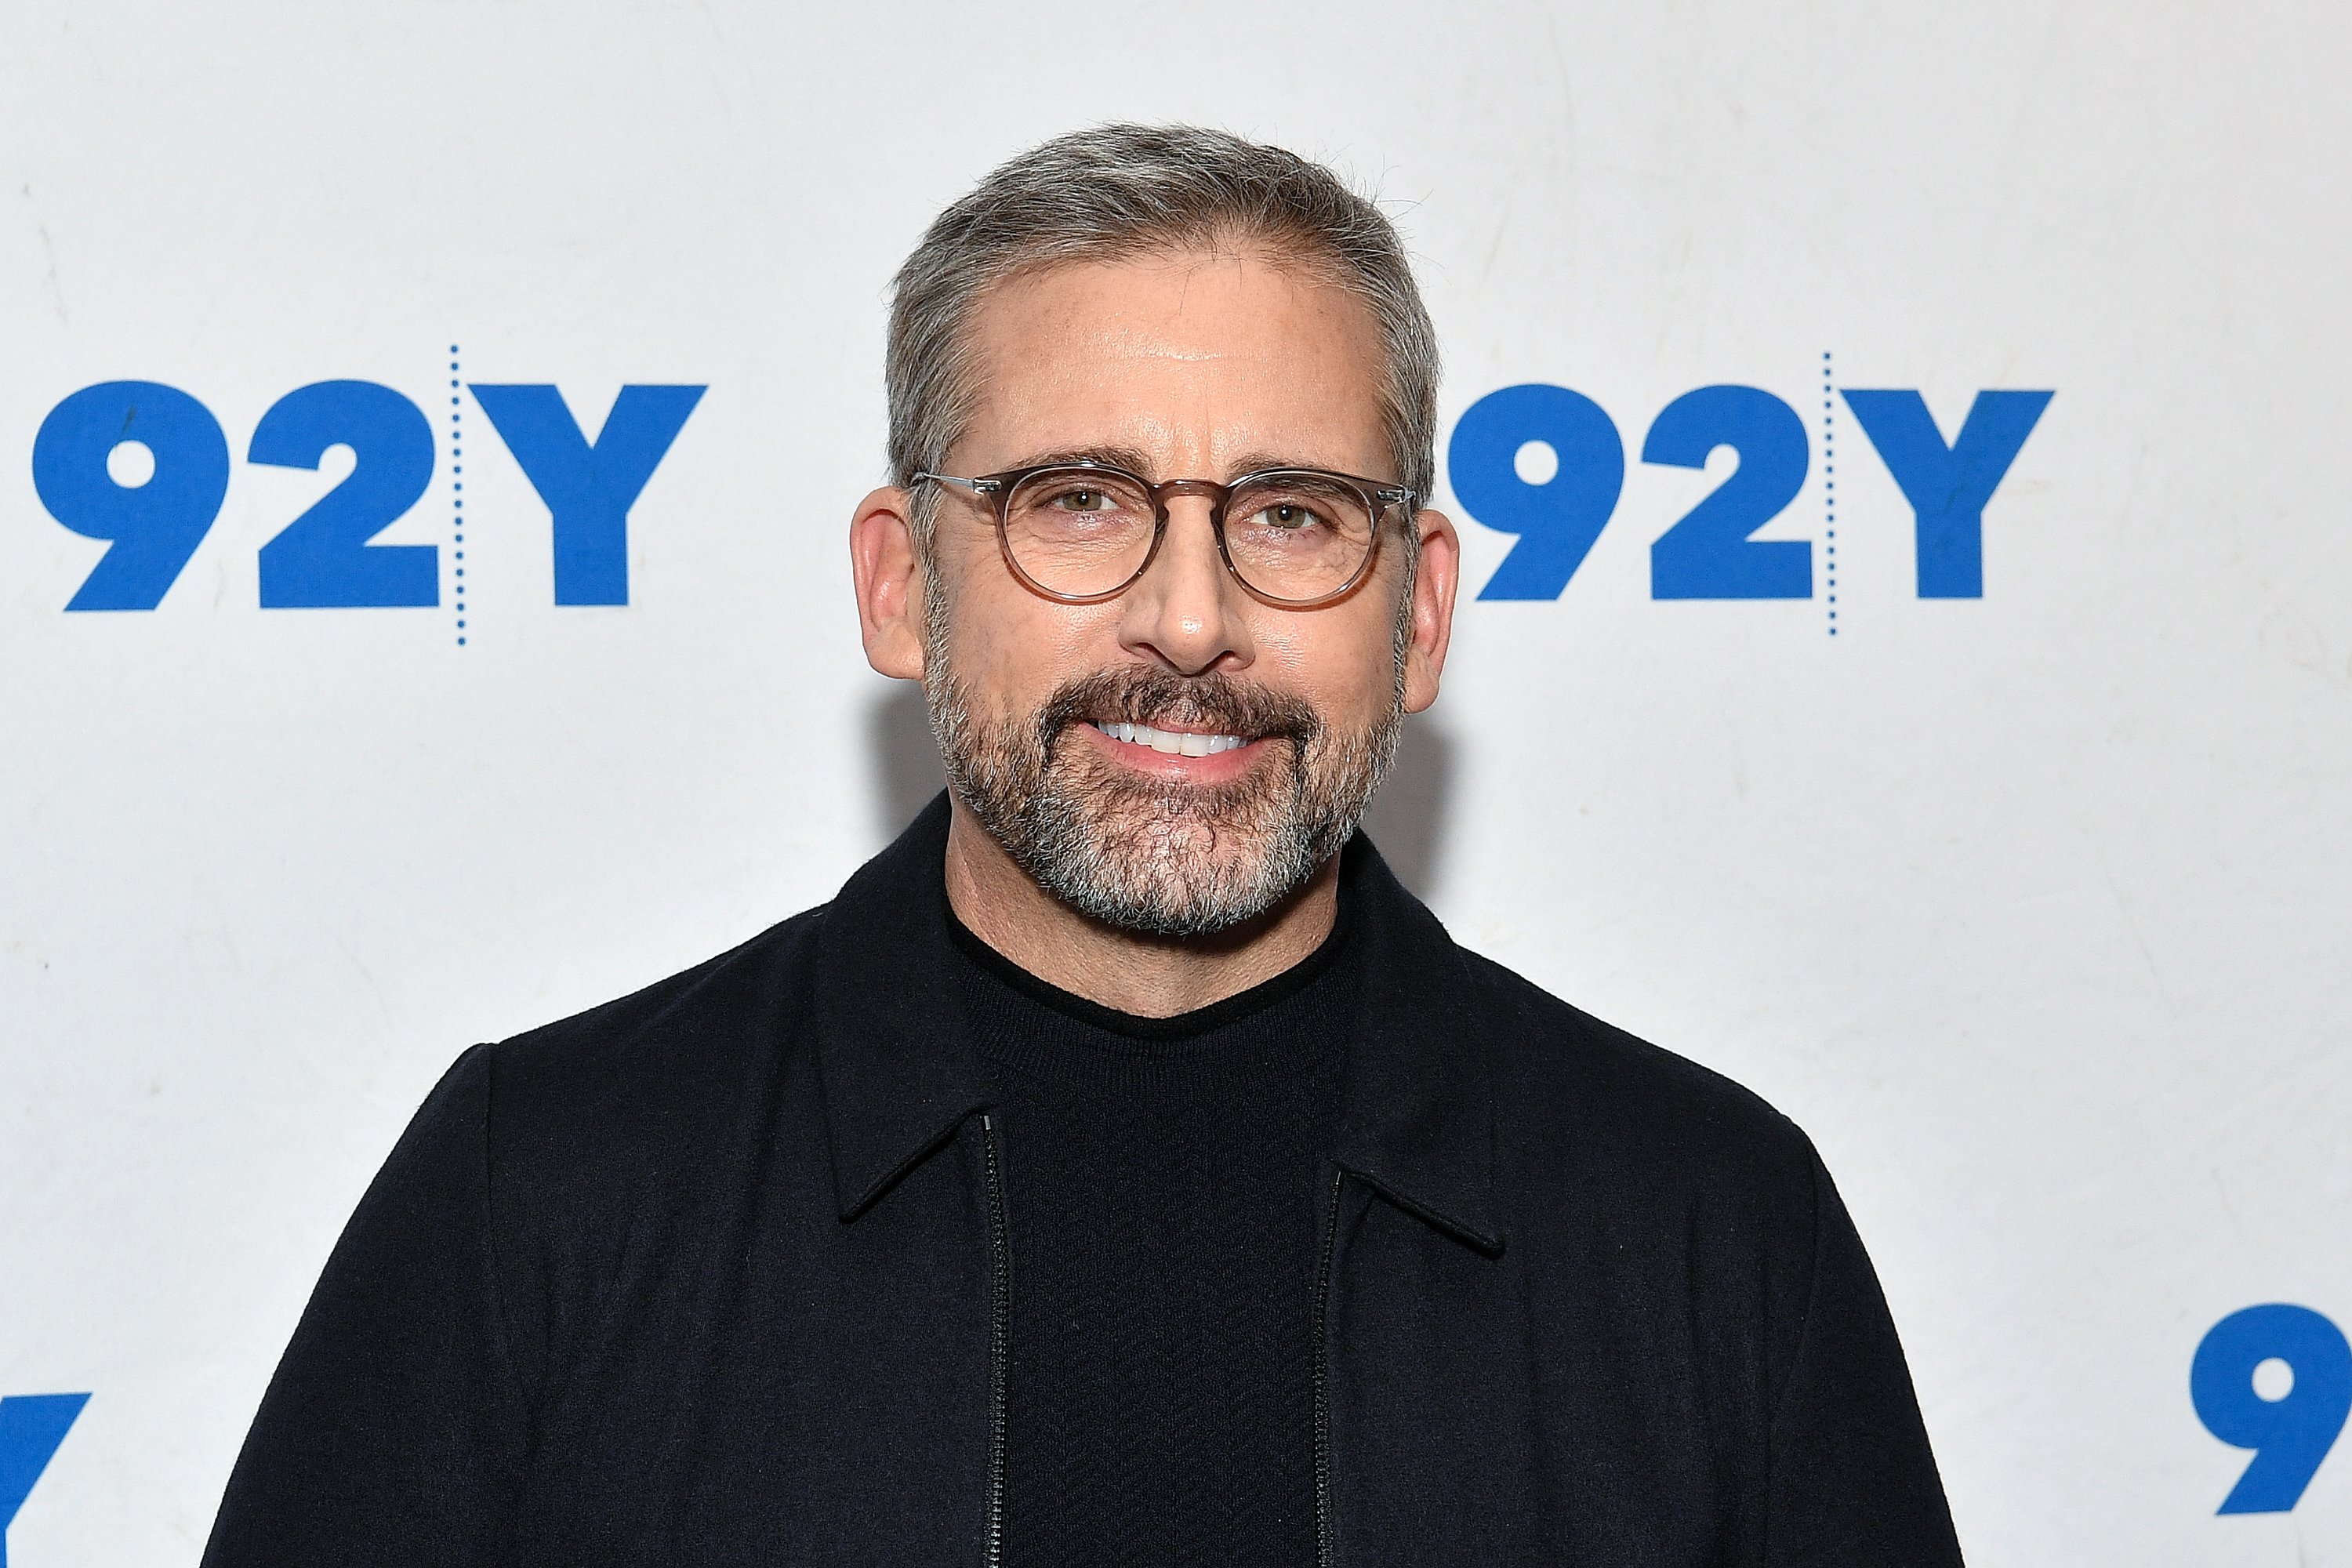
[1249,499,1327,532]
[1048,487,1116,513]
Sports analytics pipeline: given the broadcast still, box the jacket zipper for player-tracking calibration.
[980,1114,1011,1568]
[982,1123,1340,1566]
[1312,1167,1345,1568]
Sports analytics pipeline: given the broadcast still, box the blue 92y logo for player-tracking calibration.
[1446,382,2052,601]
[2193,1305,2352,1513]
[31,379,703,612]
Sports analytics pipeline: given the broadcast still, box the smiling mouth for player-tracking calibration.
[1090,720,1254,757]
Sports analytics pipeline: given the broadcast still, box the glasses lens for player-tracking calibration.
[1221,472,1381,601]
[1004,468,1158,597]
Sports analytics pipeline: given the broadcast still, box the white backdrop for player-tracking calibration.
[5,1,2350,1561]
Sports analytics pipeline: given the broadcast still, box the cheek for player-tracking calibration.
[1250,601,1403,727]
[939,564,1120,715]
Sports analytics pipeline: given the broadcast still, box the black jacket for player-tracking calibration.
[204,797,1963,1566]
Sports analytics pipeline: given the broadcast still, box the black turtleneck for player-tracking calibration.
[948,909,1354,1568]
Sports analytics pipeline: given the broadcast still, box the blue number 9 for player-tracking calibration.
[2191,1303,2352,1513]
[1446,383,1624,601]
[31,381,230,611]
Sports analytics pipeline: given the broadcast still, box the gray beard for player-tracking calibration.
[924,645,1403,940]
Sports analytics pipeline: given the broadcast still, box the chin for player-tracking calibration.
[1020,770,1323,938]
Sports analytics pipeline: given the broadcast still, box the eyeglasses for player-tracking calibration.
[912,460,1415,608]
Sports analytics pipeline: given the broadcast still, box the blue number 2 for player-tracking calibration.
[252,381,439,608]
[2192,1304,2352,1513]
[1644,385,1811,600]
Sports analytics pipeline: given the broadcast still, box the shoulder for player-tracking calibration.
[469,905,833,1174]
[1456,947,1820,1225]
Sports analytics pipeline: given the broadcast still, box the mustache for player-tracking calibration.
[1036,668,1323,749]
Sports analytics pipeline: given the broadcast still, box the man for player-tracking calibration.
[204,125,1963,1566]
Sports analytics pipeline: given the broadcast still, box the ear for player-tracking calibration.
[1399,507,1460,715]
[850,486,930,681]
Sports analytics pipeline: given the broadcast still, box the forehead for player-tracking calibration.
[956,245,1391,477]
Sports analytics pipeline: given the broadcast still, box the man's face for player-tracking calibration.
[910,245,1454,935]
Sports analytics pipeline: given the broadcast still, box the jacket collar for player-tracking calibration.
[1326,837,1506,1254]
[811,793,1502,1254]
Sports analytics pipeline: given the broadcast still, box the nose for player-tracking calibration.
[1113,495,1255,677]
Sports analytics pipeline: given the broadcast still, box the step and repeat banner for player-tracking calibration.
[3,1,2348,1562]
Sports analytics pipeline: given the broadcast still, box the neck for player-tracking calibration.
[941,797,1341,1018]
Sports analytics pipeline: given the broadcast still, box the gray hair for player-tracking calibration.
[886,123,1440,550]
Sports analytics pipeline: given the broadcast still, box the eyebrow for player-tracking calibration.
[996,446,1368,482]
[1000,444,1160,475]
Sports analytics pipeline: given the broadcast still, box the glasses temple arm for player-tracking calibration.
[910,471,1003,495]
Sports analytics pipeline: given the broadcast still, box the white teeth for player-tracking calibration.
[1098,721,1247,757]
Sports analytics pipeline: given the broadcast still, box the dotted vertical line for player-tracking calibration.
[1821,350,1838,637]
[449,346,466,646]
